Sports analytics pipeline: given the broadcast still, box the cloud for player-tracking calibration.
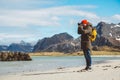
[0,0,56,9]
[0,33,34,39]
[112,14,120,20]
[0,0,56,4]
[94,14,120,24]
[0,5,99,27]
[0,0,97,9]
[0,33,37,45]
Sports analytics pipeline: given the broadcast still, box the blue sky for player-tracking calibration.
[0,0,120,45]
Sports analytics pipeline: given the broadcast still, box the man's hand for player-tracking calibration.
[79,24,83,30]
[78,24,84,34]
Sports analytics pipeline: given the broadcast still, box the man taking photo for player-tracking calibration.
[78,19,92,70]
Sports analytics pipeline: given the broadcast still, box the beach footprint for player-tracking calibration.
[103,68,108,70]
[102,65,111,67]
[114,66,120,69]
[77,68,93,72]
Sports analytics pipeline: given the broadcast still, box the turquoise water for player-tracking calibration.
[0,56,120,75]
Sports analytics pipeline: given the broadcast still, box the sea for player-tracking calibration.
[0,56,120,75]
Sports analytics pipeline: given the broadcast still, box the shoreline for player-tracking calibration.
[31,55,120,57]
[29,51,120,56]
[0,60,120,80]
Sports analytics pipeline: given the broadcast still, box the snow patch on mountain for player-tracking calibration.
[109,33,112,37]
[116,36,120,41]
[111,24,120,28]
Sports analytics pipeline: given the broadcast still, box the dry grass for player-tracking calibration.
[29,52,83,56]
[29,52,64,56]
[97,46,120,51]
[29,46,120,56]
[29,51,120,56]
[91,51,120,55]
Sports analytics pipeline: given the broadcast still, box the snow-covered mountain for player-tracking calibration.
[93,22,120,47]
[0,41,34,52]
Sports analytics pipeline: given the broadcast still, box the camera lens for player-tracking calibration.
[78,23,80,25]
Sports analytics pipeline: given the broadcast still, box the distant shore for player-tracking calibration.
[29,51,120,56]
[0,60,120,80]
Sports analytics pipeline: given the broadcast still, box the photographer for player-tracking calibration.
[78,19,92,70]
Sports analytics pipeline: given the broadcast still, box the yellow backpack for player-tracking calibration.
[90,28,97,42]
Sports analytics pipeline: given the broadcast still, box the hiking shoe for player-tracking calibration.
[85,66,92,70]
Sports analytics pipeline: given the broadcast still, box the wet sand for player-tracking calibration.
[0,60,120,80]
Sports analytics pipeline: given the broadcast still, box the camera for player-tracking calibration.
[78,23,81,25]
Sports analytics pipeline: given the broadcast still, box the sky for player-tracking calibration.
[0,0,120,45]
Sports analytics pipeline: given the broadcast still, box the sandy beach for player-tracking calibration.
[0,60,120,80]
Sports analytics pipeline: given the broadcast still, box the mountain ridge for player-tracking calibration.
[33,22,120,53]
[0,22,120,53]
[0,41,33,52]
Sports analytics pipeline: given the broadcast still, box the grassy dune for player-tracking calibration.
[29,51,120,56]
[29,46,120,56]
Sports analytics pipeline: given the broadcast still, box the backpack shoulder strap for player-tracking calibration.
[87,22,93,27]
